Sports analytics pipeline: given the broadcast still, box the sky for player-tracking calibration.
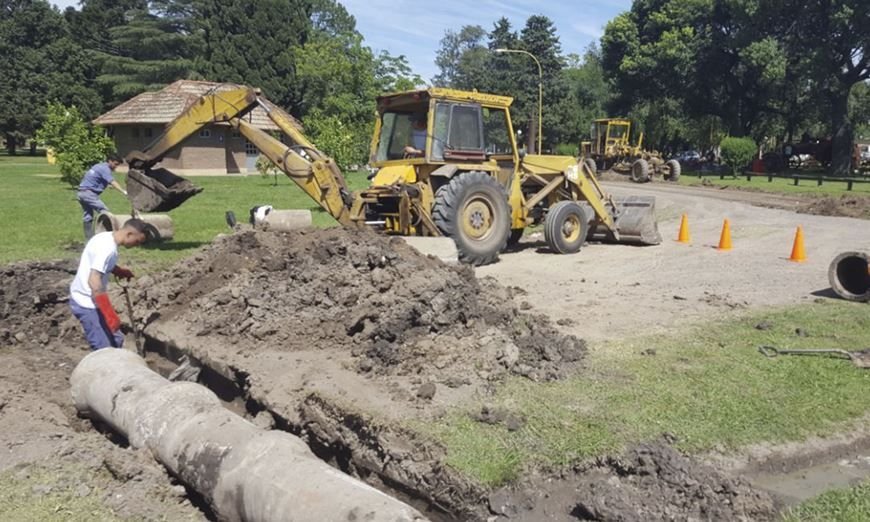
[50,0,631,82]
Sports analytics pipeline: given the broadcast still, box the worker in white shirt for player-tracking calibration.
[69,219,149,350]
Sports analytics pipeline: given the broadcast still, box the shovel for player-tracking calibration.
[758,345,870,368]
[117,279,144,357]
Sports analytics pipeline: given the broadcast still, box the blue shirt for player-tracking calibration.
[411,128,426,151]
[79,163,114,193]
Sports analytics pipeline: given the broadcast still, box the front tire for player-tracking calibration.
[665,159,681,181]
[544,201,590,255]
[432,171,511,266]
[631,159,650,183]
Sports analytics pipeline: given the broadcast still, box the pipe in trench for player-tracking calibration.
[70,349,427,522]
[828,251,870,302]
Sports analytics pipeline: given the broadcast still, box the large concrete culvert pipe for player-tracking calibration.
[828,251,870,302]
[70,349,426,522]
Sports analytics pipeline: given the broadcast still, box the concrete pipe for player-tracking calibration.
[256,209,312,232]
[70,349,426,522]
[96,212,174,241]
[828,251,870,302]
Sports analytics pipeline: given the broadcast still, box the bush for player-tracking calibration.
[256,154,281,185]
[35,103,115,186]
[553,143,579,157]
[719,136,757,175]
[303,110,371,170]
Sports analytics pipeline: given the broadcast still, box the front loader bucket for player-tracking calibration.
[591,195,662,245]
[127,168,203,213]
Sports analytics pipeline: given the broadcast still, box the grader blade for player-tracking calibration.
[591,195,662,245]
[127,168,203,213]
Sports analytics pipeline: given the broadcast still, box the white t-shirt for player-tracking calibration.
[70,232,118,308]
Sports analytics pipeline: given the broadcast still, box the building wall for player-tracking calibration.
[108,123,263,175]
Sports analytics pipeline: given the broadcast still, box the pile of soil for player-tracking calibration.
[797,194,870,220]
[0,261,202,520]
[571,442,776,521]
[137,228,586,382]
[489,442,777,521]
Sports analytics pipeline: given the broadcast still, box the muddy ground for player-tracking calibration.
[4,177,868,520]
[0,262,201,520]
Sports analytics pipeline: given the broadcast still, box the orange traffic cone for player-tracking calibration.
[717,219,732,251]
[677,214,691,244]
[789,226,806,262]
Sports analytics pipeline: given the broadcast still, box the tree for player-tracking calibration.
[195,0,309,112]
[781,0,870,175]
[36,102,115,186]
[0,0,101,154]
[517,15,566,152]
[95,2,202,105]
[432,25,487,88]
[374,51,423,92]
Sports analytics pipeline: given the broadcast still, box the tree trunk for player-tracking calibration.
[527,111,538,154]
[829,88,853,176]
[5,133,16,155]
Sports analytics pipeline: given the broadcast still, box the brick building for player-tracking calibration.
[93,80,302,175]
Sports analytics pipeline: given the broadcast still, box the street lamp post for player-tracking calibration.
[495,48,543,154]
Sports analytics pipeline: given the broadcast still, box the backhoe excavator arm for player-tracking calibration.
[125,84,353,225]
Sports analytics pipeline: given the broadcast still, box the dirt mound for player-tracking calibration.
[570,442,776,521]
[797,194,870,220]
[138,228,586,381]
[489,441,776,521]
[1,261,79,349]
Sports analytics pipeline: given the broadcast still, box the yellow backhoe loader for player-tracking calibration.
[124,84,661,265]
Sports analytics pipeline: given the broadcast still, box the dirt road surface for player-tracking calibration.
[479,181,870,341]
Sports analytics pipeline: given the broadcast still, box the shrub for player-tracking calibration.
[303,110,371,170]
[554,143,579,157]
[719,136,757,175]
[256,154,281,185]
[35,103,115,186]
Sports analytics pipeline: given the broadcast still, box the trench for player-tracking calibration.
[139,334,475,522]
[740,435,870,507]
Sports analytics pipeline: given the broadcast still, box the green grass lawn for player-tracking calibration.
[783,480,870,522]
[420,301,870,486]
[0,155,367,269]
[678,172,870,196]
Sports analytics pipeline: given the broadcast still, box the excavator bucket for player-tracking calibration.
[127,168,203,213]
[591,195,662,245]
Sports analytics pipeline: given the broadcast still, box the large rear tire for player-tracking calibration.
[665,159,681,181]
[631,158,650,183]
[432,171,511,266]
[544,201,590,255]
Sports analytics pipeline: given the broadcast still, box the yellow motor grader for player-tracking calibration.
[124,85,661,265]
[580,118,681,183]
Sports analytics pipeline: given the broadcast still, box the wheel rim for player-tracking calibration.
[461,196,495,241]
[561,214,581,243]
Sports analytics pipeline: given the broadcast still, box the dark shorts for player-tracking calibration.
[70,300,123,350]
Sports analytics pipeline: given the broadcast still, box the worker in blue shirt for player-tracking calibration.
[403,113,427,157]
[77,153,127,240]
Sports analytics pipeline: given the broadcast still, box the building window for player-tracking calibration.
[132,127,140,138]
[245,140,259,156]
[199,128,211,139]
[232,129,241,139]
[144,127,153,138]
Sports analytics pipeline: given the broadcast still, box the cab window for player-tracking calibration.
[431,102,485,161]
[375,111,418,161]
[482,107,511,155]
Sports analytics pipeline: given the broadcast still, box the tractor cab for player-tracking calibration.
[582,118,636,159]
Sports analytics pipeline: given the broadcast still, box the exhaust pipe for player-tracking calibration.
[828,252,870,302]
